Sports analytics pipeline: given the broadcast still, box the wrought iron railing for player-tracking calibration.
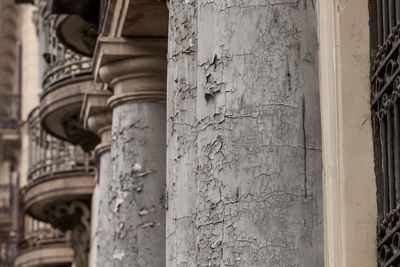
[19,215,69,251]
[0,94,20,130]
[27,108,93,182]
[39,5,92,94]
[371,2,400,267]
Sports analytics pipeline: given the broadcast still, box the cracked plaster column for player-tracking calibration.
[81,91,113,267]
[167,1,324,266]
[166,1,198,266]
[94,38,167,266]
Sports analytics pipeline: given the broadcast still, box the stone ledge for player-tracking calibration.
[24,171,95,223]
[40,79,101,151]
[15,242,73,267]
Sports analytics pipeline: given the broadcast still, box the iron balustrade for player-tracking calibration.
[39,5,92,94]
[19,215,69,251]
[0,94,20,130]
[27,108,93,182]
[371,1,400,266]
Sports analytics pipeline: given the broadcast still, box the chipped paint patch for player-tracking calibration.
[113,250,125,261]
[141,222,156,228]
[114,192,128,213]
[138,209,150,216]
[132,163,142,172]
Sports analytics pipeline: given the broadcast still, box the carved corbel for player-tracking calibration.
[44,200,91,267]
[81,90,113,157]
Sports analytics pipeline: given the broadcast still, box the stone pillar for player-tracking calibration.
[94,38,167,266]
[166,1,198,266]
[167,1,324,266]
[81,91,113,267]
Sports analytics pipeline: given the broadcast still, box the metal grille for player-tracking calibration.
[371,1,400,266]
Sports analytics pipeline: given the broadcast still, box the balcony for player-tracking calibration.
[38,7,100,151]
[24,108,94,226]
[15,217,73,267]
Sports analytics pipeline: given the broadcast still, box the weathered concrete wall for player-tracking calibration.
[167,0,324,266]
[109,102,166,266]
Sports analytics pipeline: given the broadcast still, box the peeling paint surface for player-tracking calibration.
[96,151,113,267]
[167,0,323,266]
[167,0,199,266]
[109,103,166,266]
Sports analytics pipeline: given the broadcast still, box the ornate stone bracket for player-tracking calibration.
[48,0,100,56]
[44,200,91,267]
[81,90,113,157]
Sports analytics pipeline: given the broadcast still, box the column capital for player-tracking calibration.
[93,37,167,108]
[81,90,113,156]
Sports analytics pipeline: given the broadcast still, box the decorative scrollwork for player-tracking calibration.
[81,23,98,53]
[378,206,400,266]
[43,201,91,267]
[371,22,400,267]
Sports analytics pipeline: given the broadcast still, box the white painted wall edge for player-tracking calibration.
[317,0,378,266]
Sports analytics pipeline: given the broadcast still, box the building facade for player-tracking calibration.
[0,0,382,266]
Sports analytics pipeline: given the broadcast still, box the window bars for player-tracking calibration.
[371,1,400,266]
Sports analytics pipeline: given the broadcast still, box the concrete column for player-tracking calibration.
[166,1,198,266]
[167,1,324,266]
[81,92,113,267]
[94,38,167,266]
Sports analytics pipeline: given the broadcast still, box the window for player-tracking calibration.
[371,1,400,266]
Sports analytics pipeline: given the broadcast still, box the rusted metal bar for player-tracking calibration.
[384,0,390,41]
[390,0,396,32]
[394,102,400,205]
[379,0,384,45]
[381,116,390,214]
[387,107,396,210]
